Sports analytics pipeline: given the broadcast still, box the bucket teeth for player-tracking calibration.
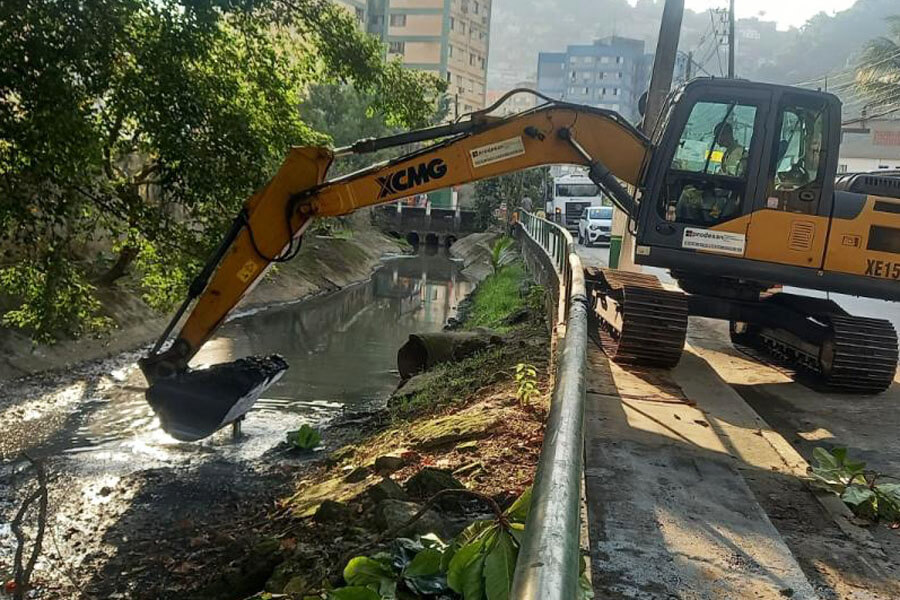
[146,354,288,441]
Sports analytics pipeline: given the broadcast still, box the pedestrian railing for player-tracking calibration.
[510,212,589,600]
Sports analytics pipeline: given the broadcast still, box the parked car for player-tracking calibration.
[577,206,614,246]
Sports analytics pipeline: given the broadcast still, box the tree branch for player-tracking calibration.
[11,453,49,600]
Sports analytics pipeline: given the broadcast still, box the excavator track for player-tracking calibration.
[585,268,688,368]
[732,313,898,394]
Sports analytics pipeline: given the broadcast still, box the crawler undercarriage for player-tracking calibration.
[585,268,899,393]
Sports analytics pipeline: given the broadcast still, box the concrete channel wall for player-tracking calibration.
[510,212,589,600]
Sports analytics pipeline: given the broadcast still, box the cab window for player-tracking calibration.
[766,98,827,215]
[663,101,758,226]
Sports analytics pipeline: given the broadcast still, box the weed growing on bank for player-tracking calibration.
[464,264,529,331]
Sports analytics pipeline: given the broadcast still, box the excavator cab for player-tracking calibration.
[633,79,847,294]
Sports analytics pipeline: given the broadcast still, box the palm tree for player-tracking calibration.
[855,16,900,111]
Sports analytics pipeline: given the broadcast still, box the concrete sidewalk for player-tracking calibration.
[583,343,819,598]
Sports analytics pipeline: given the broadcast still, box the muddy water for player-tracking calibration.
[1,251,471,467]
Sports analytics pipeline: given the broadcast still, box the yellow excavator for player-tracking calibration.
[140,79,899,441]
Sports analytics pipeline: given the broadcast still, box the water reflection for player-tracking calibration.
[57,252,471,458]
[203,252,472,412]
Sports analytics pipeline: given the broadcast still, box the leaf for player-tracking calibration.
[813,447,840,470]
[404,548,443,578]
[343,556,394,587]
[504,487,533,523]
[447,536,489,593]
[461,555,487,600]
[287,424,322,450]
[484,530,517,600]
[507,522,526,547]
[328,587,381,600]
[841,485,876,506]
[403,548,450,596]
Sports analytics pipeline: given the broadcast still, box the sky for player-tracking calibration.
[651,0,860,30]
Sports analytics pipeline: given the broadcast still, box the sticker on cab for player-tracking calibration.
[470,137,526,168]
[682,227,746,256]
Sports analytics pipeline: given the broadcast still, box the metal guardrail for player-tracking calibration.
[510,212,589,600]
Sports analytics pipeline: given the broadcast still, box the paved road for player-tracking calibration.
[576,241,900,599]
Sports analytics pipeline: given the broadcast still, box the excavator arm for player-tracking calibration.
[139,98,648,440]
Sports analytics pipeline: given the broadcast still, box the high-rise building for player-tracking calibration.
[335,0,492,112]
[537,36,652,124]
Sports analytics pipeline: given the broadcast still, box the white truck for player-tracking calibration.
[545,172,609,233]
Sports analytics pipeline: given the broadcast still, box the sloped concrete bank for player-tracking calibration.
[0,216,404,382]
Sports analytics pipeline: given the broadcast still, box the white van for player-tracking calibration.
[577,205,614,246]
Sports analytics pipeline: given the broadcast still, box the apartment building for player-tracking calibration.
[359,0,491,112]
[537,36,651,123]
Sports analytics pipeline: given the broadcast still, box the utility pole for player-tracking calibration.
[610,0,684,270]
[728,0,735,78]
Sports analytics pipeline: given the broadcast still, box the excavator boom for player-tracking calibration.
[140,99,649,440]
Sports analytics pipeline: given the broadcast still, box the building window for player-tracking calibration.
[568,86,578,95]
[582,86,589,95]
[601,87,607,95]
[838,164,848,173]
[448,44,453,57]
[617,72,623,79]
[460,0,469,13]
[390,14,406,26]
[600,56,610,64]
[389,41,405,54]
[449,16,455,29]
[460,22,466,34]
[370,15,384,27]
[613,88,620,96]
[569,56,578,63]
[355,7,364,22]
[597,72,604,80]
[569,70,577,81]
[473,1,479,14]
[446,72,452,82]
[616,56,624,63]
[470,54,476,66]
[465,104,473,111]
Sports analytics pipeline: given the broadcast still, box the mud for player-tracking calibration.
[0,250,473,599]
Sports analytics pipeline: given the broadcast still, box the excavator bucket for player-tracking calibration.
[145,355,288,442]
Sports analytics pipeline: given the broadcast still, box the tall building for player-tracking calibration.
[537,36,651,123]
[355,0,491,112]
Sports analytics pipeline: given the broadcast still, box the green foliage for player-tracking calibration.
[472,168,550,230]
[855,16,900,110]
[514,364,540,406]
[810,447,900,522]
[328,488,536,600]
[0,0,445,342]
[0,253,112,342]
[286,424,322,450]
[482,237,516,275]
[465,265,528,331]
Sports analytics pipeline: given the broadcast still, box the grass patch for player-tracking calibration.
[464,263,529,331]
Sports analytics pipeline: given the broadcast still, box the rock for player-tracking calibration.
[343,465,371,483]
[405,467,465,499]
[502,307,533,326]
[313,500,352,524]
[283,576,308,594]
[409,412,499,449]
[374,500,447,538]
[374,454,406,474]
[368,477,409,503]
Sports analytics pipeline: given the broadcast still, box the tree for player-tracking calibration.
[855,15,900,112]
[0,0,445,342]
[472,168,550,230]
